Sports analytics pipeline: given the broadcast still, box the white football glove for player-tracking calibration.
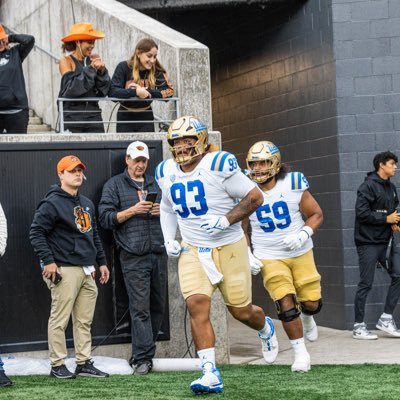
[248,247,263,275]
[282,226,314,251]
[165,240,181,258]
[200,215,230,236]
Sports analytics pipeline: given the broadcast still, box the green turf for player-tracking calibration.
[1,364,400,399]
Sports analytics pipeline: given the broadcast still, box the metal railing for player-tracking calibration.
[57,97,180,133]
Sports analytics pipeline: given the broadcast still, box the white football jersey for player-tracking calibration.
[156,151,256,248]
[249,172,313,260]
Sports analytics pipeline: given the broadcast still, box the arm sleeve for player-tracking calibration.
[29,202,57,265]
[160,195,178,242]
[109,62,137,99]
[94,68,111,97]
[98,181,120,230]
[92,213,107,266]
[355,184,388,225]
[148,72,174,99]
[222,171,257,199]
[0,203,7,257]
[8,34,35,62]
[59,67,98,98]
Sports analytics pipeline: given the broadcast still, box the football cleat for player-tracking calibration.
[246,141,281,183]
[190,366,224,394]
[167,116,208,165]
[259,316,279,364]
[291,351,311,373]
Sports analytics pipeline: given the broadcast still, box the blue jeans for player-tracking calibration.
[119,250,167,365]
[0,356,4,371]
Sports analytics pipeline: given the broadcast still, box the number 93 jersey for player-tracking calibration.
[249,172,313,259]
[156,151,256,248]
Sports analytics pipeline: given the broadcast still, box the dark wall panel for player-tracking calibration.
[0,140,169,352]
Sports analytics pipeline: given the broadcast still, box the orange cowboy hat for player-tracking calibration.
[0,24,8,41]
[61,22,104,43]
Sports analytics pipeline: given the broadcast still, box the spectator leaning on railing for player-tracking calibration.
[110,38,174,133]
[0,24,34,134]
[58,23,110,133]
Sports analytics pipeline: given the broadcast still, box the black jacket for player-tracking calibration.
[98,170,164,255]
[30,185,107,266]
[109,61,174,109]
[354,171,399,246]
[58,55,110,112]
[0,34,35,110]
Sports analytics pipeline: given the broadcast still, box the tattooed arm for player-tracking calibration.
[226,187,263,225]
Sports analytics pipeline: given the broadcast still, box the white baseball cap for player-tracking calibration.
[126,141,149,160]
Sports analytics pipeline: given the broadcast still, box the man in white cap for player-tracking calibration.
[99,141,167,375]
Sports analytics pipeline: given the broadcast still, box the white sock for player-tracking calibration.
[197,348,216,370]
[381,313,392,319]
[301,313,314,329]
[258,318,272,337]
[290,337,308,356]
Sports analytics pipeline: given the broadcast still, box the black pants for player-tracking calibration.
[0,109,29,134]
[63,107,104,133]
[354,244,400,322]
[116,107,154,133]
[119,250,167,365]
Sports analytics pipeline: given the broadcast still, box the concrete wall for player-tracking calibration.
[332,0,400,329]
[0,0,212,129]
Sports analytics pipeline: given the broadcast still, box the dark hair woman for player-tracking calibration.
[58,23,110,133]
[110,38,174,133]
[0,24,34,134]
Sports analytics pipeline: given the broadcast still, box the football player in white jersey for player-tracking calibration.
[156,116,278,394]
[243,141,323,373]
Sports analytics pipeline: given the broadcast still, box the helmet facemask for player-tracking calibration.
[167,116,208,165]
[246,141,281,183]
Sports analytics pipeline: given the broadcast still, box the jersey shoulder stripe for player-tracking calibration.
[155,160,167,181]
[210,151,230,172]
[290,171,309,191]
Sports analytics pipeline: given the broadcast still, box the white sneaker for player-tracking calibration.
[291,351,311,373]
[258,316,279,364]
[376,318,400,337]
[301,314,318,342]
[190,367,223,394]
[352,322,378,340]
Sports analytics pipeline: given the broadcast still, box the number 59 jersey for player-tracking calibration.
[156,151,256,248]
[249,172,313,260]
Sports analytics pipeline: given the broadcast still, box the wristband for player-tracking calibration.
[301,225,314,238]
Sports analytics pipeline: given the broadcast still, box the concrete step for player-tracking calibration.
[27,124,52,133]
[28,109,54,133]
[28,116,43,125]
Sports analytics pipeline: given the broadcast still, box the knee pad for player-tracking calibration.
[301,299,323,315]
[275,294,301,322]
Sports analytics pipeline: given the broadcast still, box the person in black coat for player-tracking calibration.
[98,141,167,375]
[0,24,34,134]
[109,38,174,133]
[353,151,400,340]
[58,23,110,133]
